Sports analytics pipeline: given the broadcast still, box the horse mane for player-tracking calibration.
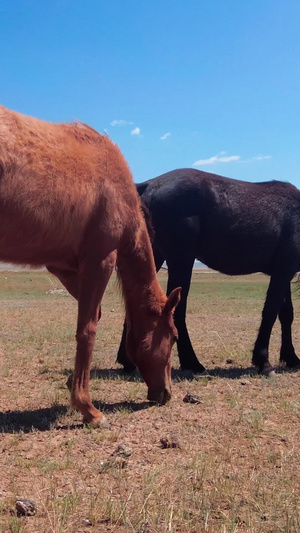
[63,120,105,145]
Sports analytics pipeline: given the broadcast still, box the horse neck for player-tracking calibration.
[117,226,166,328]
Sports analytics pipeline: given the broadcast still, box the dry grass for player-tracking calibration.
[1,270,300,532]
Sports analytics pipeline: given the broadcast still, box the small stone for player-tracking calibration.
[183,393,202,404]
[113,456,128,468]
[99,460,109,472]
[160,434,181,449]
[111,443,132,458]
[82,518,92,526]
[99,443,132,472]
[15,498,36,516]
[99,456,128,471]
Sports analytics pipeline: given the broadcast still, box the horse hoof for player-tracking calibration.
[194,371,212,380]
[261,368,276,378]
[285,358,300,369]
[257,362,276,378]
[180,363,206,374]
[85,415,111,429]
[98,416,111,429]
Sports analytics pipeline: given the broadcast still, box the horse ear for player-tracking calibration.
[163,287,181,315]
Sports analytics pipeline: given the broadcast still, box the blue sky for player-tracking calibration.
[0,1,300,185]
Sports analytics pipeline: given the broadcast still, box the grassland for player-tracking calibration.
[1,270,300,532]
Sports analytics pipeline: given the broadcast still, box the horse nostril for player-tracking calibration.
[147,389,163,404]
[147,388,171,405]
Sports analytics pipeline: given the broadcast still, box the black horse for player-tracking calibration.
[117,168,300,375]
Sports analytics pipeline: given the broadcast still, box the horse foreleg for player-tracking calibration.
[71,252,115,427]
[252,271,295,375]
[166,253,205,374]
[278,284,300,368]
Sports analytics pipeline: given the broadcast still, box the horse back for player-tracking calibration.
[136,169,300,275]
[0,106,138,265]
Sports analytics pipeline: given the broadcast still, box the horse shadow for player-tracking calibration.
[0,405,69,434]
[65,363,297,383]
[2,365,297,434]
[91,364,299,380]
[0,399,151,434]
[63,366,256,383]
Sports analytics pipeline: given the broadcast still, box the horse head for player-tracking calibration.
[126,287,181,404]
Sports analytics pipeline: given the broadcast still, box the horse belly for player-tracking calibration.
[197,231,277,276]
[0,203,83,266]
[0,194,123,267]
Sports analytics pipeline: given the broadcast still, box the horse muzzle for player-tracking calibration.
[147,387,172,405]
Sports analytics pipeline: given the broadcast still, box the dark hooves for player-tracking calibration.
[284,357,300,369]
[257,364,276,377]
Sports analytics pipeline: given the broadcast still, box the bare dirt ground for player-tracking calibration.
[1,270,300,532]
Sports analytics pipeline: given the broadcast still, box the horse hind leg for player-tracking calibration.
[70,252,116,427]
[278,284,300,368]
[252,268,296,375]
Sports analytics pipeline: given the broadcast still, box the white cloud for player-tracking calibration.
[110,120,127,126]
[193,152,240,166]
[193,152,272,166]
[131,127,141,136]
[110,120,134,127]
[160,132,171,141]
[252,155,272,161]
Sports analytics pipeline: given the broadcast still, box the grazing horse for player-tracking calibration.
[0,106,180,427]
[117,168,300,376]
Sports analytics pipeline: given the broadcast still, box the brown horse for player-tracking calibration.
[0,106,181,427]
